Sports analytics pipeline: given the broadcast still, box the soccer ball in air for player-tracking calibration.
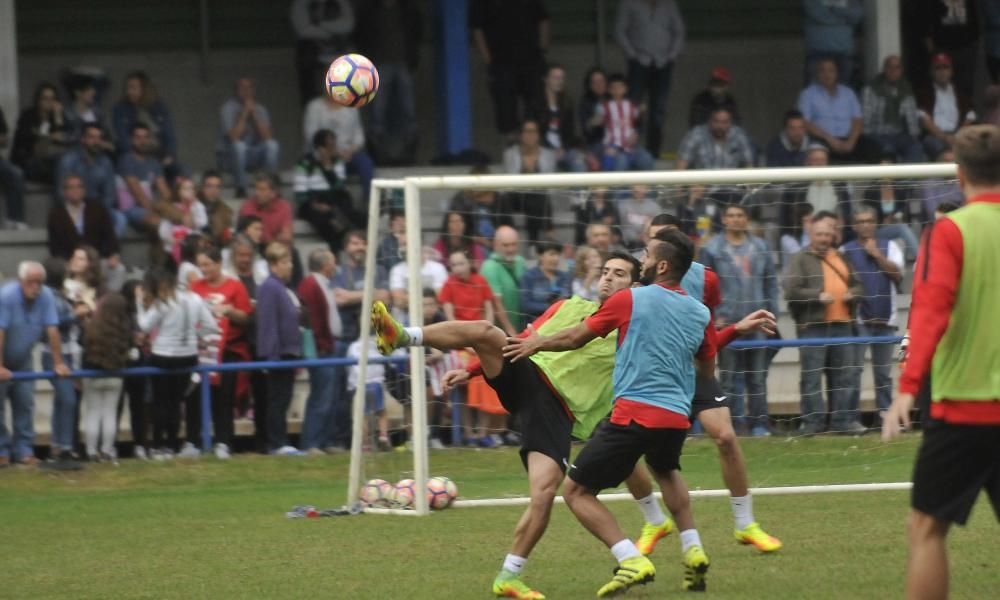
[390,478,417,508]
[427,476,458,510]
[325,54,379,107]
[358,478,392,506]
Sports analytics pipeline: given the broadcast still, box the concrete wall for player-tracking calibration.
[17,36,805,171]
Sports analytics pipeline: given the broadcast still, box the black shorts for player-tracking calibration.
[689,375,730,418]
[911,421,1000,526]
[568,419,687,492]
[486,358,573,473]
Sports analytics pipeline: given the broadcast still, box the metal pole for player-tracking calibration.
[404,180,430,516]
[200,372,212,452]
[346,182,386,507]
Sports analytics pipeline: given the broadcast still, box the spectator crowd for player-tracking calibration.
[0,0,996,466]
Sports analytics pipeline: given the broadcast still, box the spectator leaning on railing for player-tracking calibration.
[0,261,71,468]
[840,206,904,425]
[783,216,865,436]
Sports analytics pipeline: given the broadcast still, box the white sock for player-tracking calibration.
[502,554,526,574]
[635,493,667,526]
[404,327,423,346]
[610,539,641,563]
[679,529,702,553]
[730,494,754,530]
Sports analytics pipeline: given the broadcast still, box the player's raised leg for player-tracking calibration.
[697,405,782,552]
[492,452,562,600]
[372,301,507,377]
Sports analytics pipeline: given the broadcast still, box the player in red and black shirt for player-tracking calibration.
[883,125,1000,600]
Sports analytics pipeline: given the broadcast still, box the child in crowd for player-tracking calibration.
[347,335,394,452]
[600,74,655,171]
[81,293,132,462]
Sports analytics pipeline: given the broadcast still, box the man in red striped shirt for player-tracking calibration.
[884,124,1000,600]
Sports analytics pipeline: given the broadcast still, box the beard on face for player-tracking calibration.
[639,263,658,286]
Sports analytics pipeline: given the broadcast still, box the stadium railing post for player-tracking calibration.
[200,372,212,453]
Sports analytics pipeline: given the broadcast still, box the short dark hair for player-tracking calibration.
[180,232,207,264]
[236,214,262,233]
[783,109,804,125]
[605,250,642,283]
[936,201,960,214]
[709,106,733,119]
[345,229,367,244]
[129,122,150,136]
[535,241,562,256]
[253,171,279,189]
[607,73,626,86]
[811,210,839,224]
[650,227,695,282]
[195,245,223,264]
[723,203,748,216]
[312,128,337,149]
[954,124,1000,186]
[422,288,438,301]
[650,213,682,228]
[201,169,223,184]
[81,122,103,137]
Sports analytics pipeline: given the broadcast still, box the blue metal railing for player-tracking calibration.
[9,335,903,451]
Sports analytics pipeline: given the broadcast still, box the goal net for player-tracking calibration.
[347,163,957,515]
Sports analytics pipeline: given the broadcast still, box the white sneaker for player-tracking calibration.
[213,443,231,460]
[152,448,174,461]
[134,446,148,460]
[429,438,446,450]
[178,442,201,458]
[271,445,306,456]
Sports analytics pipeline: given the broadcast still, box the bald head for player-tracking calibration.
[493,225,520,259]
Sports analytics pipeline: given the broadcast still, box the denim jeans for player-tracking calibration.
[112,205,151,237]
[329,340,352,448]
[43,353,78,452]
[0,360,36,459]
[224,139,280,190]
[370,62,417,141]
[872,133,926,164]
[798,322,856,429]
[718,345,769,427]
[850,323,898,414]
[601,146,656,171]
[301,356,336,450]
[346,151,375,207]
[626,59,673,156]
[0,158,26,222]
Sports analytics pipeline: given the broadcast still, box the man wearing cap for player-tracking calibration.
[917,53,976,161]
[688,67,741,127]
[797,57,882,164]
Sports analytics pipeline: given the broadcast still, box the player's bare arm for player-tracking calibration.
[733,309,777,336]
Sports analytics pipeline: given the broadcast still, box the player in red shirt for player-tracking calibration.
[623,215,783,556]
[883,125,1000,600]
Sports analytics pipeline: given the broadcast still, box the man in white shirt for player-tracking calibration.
[388,244,448,320]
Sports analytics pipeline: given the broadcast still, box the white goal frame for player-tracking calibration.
[348,163,957,515]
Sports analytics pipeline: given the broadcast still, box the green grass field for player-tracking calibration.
[2,435,997,599]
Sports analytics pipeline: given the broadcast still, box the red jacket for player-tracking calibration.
[297,274,334,356]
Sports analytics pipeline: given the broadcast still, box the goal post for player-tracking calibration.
[351,162,957,515]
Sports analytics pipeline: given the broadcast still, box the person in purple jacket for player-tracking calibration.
[255,242,304,456]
